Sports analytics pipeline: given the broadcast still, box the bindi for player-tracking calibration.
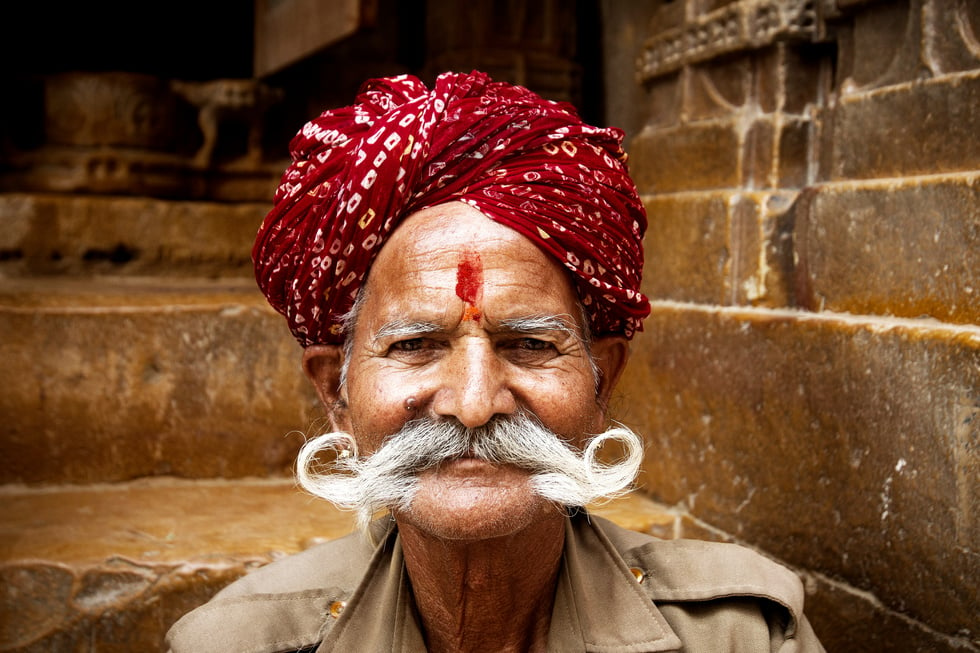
[455,250,484,322]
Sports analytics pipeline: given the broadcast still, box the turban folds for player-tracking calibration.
[253,71,649,346]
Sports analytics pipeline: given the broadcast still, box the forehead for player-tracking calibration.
[360,202,582,324]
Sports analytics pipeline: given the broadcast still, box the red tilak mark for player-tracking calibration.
[455,251,483,322]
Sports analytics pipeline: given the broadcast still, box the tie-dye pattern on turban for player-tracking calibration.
[253,70,649,347]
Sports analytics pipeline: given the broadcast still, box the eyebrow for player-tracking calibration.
[371,319,444,343]
[371,315,584,342]
[498,314,584,341]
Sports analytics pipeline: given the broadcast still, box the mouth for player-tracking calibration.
[439,451,496,471]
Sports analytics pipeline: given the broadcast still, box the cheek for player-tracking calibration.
[347,374,414,452]
[520,371,601,434]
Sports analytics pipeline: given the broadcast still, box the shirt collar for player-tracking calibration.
[547,513,682,652]
[319,513,681,652]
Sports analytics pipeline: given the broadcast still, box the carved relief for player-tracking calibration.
[171,79,284,167]
[3,73,284,201]
[44,72,176,149]
[923,0,980,74]
[637,0,822,82]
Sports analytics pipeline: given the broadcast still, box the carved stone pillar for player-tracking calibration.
[424,0,587,108]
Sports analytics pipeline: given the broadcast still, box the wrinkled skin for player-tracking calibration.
[302,202,629,652]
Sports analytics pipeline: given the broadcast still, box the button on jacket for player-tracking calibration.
[166,513,825,652]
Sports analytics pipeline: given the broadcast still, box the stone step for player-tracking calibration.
[0,479,677,651]
[0,277,317,485]
[0,193,267,278]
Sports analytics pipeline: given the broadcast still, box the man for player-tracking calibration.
[166,71,824,652]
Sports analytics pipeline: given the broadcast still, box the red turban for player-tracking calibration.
[253,71,649,346]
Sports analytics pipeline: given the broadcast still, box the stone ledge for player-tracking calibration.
[0,479,674,650]
[0,192,267,278]
[0,278,317,485]
[0,276,266,309]
[619,300,980,641]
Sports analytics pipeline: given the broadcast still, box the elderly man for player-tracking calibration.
[166,71,824,652]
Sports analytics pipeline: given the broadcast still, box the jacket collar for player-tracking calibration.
[319,513,681,652]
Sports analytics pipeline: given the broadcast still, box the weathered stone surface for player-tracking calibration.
[0,193,263,278]
[686,57,752,121]
[631,121,741,192]
[729,191,798,307]
[635,72,683,131]
[44,73,177,150]
[922,1,980,75]
[0,564,75,649]
[0,278,317,484]
[795,174,980,324]
[0,479,674,651]
[254,0,365,78]
[839,0,980,89]
[618,302,980,639]
[641,192,731,304]
[829,71,980,181]
[743,117,776,187]
[837,0,921,92]
[755,42,828,115]
[0,479,354,650]
[636,0,822,81]
[804,573,980,652]
[641,191,797,307]
[632,115,813,194]
[0,479,357,565]
[600,0,662,137]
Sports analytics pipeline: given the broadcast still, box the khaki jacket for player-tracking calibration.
[166,513,824,652]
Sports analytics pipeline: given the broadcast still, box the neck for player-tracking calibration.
[396,511,566,653]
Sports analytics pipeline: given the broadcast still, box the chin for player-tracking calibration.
[398,472,558,541]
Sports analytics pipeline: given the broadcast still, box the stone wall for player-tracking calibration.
[2,0,976,649]
[605,1,978,651]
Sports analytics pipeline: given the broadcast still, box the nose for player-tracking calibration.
[432,338,516,428]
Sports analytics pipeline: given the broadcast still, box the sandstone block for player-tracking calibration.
[631,121,740,192]
[0,193,263,278]
[755,43,828,116]
[641,192,731,304]
[743,117,775,187]
[774,117,810,188]
[838,0,921,91]
[641,191,797,308]
[830,71,980,180]
[0,279,318,484]
[636,72,683,131]
[794,174,980,325]
[686,57,752,121]
[804,572,979,652]
[921,1,980,75]
[618,302,979,639]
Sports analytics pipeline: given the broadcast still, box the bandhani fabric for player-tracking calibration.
[253,70,649,346]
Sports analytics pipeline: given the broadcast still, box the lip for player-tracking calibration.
[442,456,494,470]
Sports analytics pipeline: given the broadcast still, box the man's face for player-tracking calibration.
[338,202,612,541]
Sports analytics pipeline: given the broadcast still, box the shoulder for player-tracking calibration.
[165,526,379,653]
[213,526,376,599]
[593,516,810,641]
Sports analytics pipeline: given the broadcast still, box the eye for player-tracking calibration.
[514,337,552,351]
[499,337,559,364]
[389,338,425,352]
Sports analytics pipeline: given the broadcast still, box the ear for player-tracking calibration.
[590,336,630,419]
[302,345,351,432]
